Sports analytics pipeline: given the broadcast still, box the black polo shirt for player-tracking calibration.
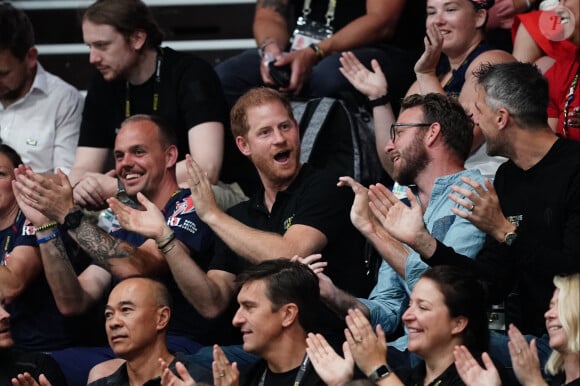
[210,164,373,342]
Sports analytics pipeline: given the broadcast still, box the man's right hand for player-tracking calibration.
[73,170,117,210]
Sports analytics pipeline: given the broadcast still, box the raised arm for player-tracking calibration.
[339,51,395,174]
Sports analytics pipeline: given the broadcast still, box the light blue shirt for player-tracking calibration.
[358,169,486,351]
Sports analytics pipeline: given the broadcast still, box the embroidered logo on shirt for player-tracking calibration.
[167,196,199,235]
[283,215,295,230]
[172,196,196,217]
[507,215,523,227]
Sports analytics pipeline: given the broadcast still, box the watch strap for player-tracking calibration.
[368,364,391,382]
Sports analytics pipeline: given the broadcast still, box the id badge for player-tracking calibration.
[291,16,333,51]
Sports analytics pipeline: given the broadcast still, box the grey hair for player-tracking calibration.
[473,62,548,129]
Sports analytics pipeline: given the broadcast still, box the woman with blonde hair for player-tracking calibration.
[454,273,580,386]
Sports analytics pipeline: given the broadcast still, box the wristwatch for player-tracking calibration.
[62,209,84,231]
[504,229,518,246]
[368,364,391,382]
[116,178,136,207]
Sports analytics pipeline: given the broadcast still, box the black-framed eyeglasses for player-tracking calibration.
[390,122,433,142]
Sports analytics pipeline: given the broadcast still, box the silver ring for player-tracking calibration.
[219,371,225,377]
[354,337,363,344]
[470,203,475,211]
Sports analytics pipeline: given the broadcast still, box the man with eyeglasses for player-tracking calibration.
[378,62,580,374]
[316,92,487,372]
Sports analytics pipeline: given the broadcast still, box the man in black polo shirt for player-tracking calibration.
[108,87,372,370]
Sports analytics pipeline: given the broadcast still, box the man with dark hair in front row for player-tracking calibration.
[376,62,580,371]
[162,259,326,386]
[0,292,66,386]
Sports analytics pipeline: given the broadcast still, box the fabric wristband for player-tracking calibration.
[37,229,60,244]
[368,94,391,108]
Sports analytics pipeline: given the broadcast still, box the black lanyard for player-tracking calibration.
[124,48,163,118]
[258,354,309,386]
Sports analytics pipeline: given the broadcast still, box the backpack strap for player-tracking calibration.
[299,97,336,164]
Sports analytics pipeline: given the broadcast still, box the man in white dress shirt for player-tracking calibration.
[0,3,83,174]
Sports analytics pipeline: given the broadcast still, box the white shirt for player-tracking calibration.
[465,142,507,180]
[0,63,83,174]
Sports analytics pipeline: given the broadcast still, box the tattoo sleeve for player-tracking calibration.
[52,236,76,273]
[73,218,134,271]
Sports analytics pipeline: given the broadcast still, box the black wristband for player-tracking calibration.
[368,94,391,108]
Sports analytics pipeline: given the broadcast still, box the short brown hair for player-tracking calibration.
[230,88,295,138]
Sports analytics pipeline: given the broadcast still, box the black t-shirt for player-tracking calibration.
[429,138,580,336]
[0,349,67,386]
[210,164,373,343]
[397,362,465,386]
[79,47,227,161]
[240,358,325,386]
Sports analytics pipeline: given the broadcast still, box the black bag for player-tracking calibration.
[292,95,385,186]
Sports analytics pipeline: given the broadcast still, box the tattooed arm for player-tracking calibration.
[36,229,112,316]
[68,216,168,278]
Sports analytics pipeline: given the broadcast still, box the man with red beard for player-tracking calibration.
[316,92,487,371]
[108,87,371,372]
